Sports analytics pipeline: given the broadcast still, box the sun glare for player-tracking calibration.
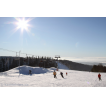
[14,17,33,33]
[17,19,28,30]
[16,18,29,32]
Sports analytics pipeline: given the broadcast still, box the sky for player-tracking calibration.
[0,17,106,61]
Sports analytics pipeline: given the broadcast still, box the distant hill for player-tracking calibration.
[59,60,93,71]
[78,62,106,66]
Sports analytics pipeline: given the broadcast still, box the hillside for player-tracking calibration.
[59,60,93,71]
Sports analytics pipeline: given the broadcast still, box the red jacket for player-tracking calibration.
[98,74,101,78]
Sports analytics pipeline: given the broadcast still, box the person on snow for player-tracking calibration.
[53,70,57,78]
[98,73,101,81]
[60,72,64,78]
[66,72,67,76]
[29,70,32,75]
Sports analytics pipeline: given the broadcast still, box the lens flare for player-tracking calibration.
[5,17,35,40]
[13,17,34,33]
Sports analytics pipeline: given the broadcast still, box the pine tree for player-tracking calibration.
[27,56,29,65]
[0,59,3,72]
[20,57,23,66]
[11,59,17,68]
[5,58,8,71]
[1,58,5,71]
[9,58,13,69]
[42,56,43,60]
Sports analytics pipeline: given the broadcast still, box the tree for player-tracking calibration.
[91,64,105,72]
[104,66,106,72]
[11,59,17,68]
[1,58,5,71]
[27,56,29,65]
[91,65,97,72]
[41,56,43,60]
[29,57,31,66]
[5,58,9,71]
[0,59,3,72]
[98,63,103,66]
[20,57,23,65]
[9,58,13,69]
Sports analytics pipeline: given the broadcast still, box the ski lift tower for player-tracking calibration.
[55,55,60,71]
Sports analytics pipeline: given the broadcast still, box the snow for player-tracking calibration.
[0,62,106,87]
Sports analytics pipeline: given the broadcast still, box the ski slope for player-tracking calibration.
[0,62,106,87]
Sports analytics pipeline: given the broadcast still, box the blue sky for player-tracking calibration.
[0,17,106,58]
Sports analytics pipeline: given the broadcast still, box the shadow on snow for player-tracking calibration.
[16,66,53,75]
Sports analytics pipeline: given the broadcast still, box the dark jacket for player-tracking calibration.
[60,72,63,75]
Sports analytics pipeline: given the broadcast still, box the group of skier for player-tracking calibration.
[53,70,102,81]
[53,70,67,78]
[29,69,102,81]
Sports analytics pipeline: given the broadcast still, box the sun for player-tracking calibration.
[16,18,29,32]
[17,19,28,30]
[14,17,33,33]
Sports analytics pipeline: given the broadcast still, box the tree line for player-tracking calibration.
[0,56,57,72]
[91,63,106,72]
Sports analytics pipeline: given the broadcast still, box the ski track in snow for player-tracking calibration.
[0,63,106,87]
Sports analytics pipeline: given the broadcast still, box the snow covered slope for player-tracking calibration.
[58,62,69,70]
[0,63,106,87]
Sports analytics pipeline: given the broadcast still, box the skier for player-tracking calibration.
[53,70,57,78]
[98,73,101,81]
[60,72,64,78]
[29,70,32,75]
[66,72,67,76]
